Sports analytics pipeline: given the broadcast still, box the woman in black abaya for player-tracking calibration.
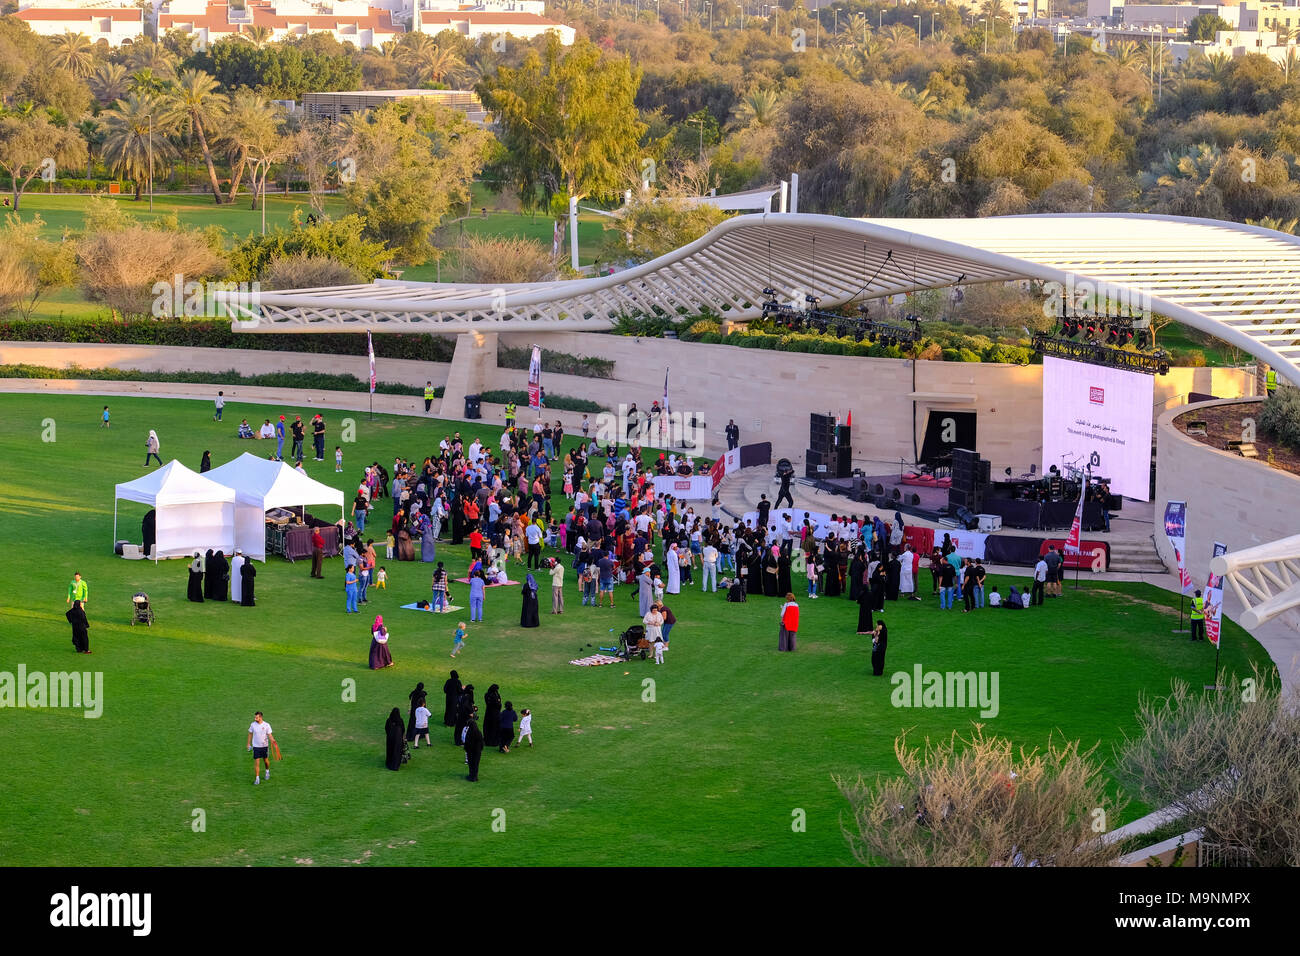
[142,509,156,559]
[762,546,780,597]
[202,550,216,599]
[454,684,476,747]
[871,621,889,677]
[886,554,901,602]
[443,671,461,727]
[848,549,865,602]
[187,552,205,603]
[200,450,212,473]
[385,708,405,771]
[406,683,426,742]
[824,541,842,598]
[870,560,887,613]
[239,559,255,606]
[777,548,792,596]
[66,600,90,653]
[483,684,502,748]
[209,551,229,601]
[520,575,540,628]
[856,569,875,635]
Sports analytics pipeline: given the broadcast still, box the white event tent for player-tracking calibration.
[113,460,237,560]
[204,453,345,561]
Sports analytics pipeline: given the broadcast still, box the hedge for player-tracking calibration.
[1259,387,1300,451]
[498,345,615,380]
[478,389,606,413]
[0,319,457,363]
[0,363,429,396]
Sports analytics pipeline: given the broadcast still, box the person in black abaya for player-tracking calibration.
[870,561,887,613]
[464,711,484,782]
[886,555,901,602]
[443,671,461,727]
[871,621,889,676]
[824,543,842,598]
[202,550,216,599]
[520,574,540,628]
[856,571,875,635]
[187,552,205,603]
[209,551,229,601]
[385,708,405,771]
[743,539,763,596]
[483,684,502,748]
[848,549,865,602]
[200,450,212,473]
[451,494,466,546]
[762,546,780,597]
[454,684,476,747]
[66,600,90,653]
[142,509,156,559]
[239,559,255,606]
[406,683,426,742]
[777,549,792,596]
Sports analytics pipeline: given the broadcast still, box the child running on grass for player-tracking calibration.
[517,708,533,748]
[450,621,467,658]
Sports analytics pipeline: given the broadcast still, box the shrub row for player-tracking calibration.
[497,345,615,379]
[1259,386,1300,450]
[478,389,606,413]
[0,363,430,397]
[0,319,458,363]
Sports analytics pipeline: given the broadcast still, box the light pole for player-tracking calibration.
[146,112,153,213]
[914,13,921,43]
[706,0,711,30]
[981,17,988,54]
[689,115,704,162]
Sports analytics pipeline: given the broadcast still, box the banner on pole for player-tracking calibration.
[367,331,376,394]
[1063,489,1085,554]
[660,367,670,443]
[1205,541,1228,647]
[1163,500,1192,593]
[527,345,542,410]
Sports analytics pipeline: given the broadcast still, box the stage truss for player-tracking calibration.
[218,212,1300,386]
[1211,535,1300,631]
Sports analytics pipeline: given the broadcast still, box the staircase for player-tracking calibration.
[1106,535,1168,574]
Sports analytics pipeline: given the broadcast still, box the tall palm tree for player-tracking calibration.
[100,92,177,200]
[398,32,466,85]
[89,63,131,107]
[127,40,178,79]
[883,23,915,46]
[168,68,228,204]
[217,90,279,204]
[129,68,169,95]
[78,118,104,179]
[732,88,780,127]
[51,32,96,79]
[1247,216,1299,234]
[240,25,273,48]
[1111,40,1144,72]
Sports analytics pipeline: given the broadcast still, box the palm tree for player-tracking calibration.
[126,40,178,79]
[168,69,228,204]
[1247,216,1299,234]
[1111,40,1144,72]
[883,23,915,46]
[1194,50,1232,81]
[398,32,466,85]
[731,88,780,128]
[980,0,1009,22]
[78,118,104,179]
[100,92,177,200]
[239,25,273,48]
[89,63,131,107]
[217,90,279,204]
[51,32,96,79]
[129,68,169,95]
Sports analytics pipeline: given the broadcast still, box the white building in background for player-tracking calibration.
[408,8,574,43]
[11,5,145,46]
[156,0,405,49]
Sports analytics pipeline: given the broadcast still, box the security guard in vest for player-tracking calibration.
[504,401,516,429]
[1190,589,1206,642]
[423,381,435,414]
[1266,368,1277,396]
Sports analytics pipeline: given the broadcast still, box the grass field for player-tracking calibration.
[0,392,1272,866]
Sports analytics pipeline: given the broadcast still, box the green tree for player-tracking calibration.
[168,68,228,204]
[50,32,95,79]
[0,112,88,210]
[89,63,131,107]
[600,196,730,264]
[1187,13,1232,42]
[100,91,177,200]
[0,213,77,319]
[226,214,392,282]
[477,34,646,208]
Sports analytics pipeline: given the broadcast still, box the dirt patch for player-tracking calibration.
[305,725,337,741]
[1090,589,1181,618]
[1174,402,1300,476]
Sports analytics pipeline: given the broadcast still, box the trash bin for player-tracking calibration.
[464,394,481,419]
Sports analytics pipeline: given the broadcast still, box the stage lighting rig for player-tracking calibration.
[1031,332,1170,375]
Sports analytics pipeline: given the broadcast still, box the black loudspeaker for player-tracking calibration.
[891,487,902,501]
[806,449,824,467]
[874,483,884,495]
[875,495,892,509]
[835,447,851,477]
[908,493,921,506]
[955,506,979,530]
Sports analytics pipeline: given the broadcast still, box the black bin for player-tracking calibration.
[464,394,481,419]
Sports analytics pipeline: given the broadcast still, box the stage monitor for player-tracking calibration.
[920,411,977,466]
[1041,356,1154,502]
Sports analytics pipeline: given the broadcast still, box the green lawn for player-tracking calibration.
[0,392,1271,866]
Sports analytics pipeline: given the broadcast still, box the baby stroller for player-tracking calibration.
[131,592,154,626]
[619,624,648,660]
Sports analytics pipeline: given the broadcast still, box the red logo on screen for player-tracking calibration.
[1089,387,1105,405]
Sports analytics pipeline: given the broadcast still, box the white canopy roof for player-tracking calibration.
[205,453,345,510]
[114,460,237,507]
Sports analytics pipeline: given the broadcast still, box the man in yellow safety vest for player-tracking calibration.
[1190,588,1205,642]
[424,381,435,413]
[505,401,516,429]
[1266,369,1277,396]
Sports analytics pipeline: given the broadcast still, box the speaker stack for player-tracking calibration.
[948,447,988,515]
[806,413,852,479]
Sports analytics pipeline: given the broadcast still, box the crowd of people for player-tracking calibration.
[386,672,533,782]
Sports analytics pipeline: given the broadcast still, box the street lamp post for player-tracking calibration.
[147,112,153,213]
[914,13,921,43]
[982,17,989,54]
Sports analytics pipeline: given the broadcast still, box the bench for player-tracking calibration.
[1225,440,1258,459]
[1185,419,1207,436]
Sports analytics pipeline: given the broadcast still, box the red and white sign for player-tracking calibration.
[1089,386,1104,405]
[652,475,712,500]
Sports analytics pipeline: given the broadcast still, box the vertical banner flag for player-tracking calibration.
[661,366,670,443]
[1205,541,1228,647]
[367,331,376,394]
[527,345,542,410]
[1063,487,1085,554]
[1164,501,1191,593]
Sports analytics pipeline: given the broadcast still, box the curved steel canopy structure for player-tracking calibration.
[221,212,1300,385]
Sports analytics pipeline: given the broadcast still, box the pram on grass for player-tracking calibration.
[619,624,650,660]
[131,592,154,626]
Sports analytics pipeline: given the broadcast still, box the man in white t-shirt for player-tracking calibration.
[701,540,719,592]
[412,700,432,748]
[468,439,483,464]
[621,454,636,495]
[246,711,277,785]
[1032,558,1048,606]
